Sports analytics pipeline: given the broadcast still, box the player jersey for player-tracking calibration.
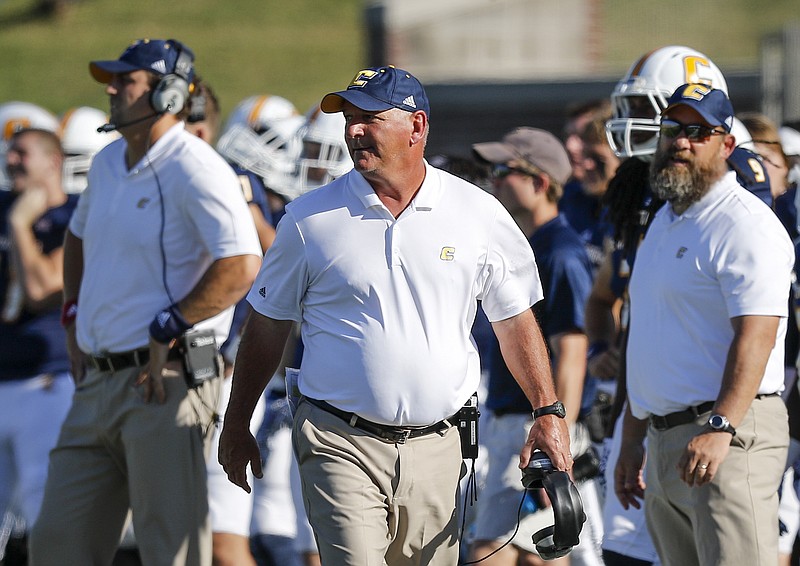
[559,180,613,273]
[0,192,78,381]
[486,214,593,413]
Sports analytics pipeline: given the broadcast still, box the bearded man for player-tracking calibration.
[614,84,793,566]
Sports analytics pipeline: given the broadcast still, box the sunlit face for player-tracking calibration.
[6,132,56,193]
[650,105,732,209]
[753,141,789,199]
[342,102,414,180]
[581,141,620,197]
[105,70,154,129]
[491,168,537,216]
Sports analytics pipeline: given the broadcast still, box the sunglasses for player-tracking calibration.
[659,120,727,142]
[492,164,526,179]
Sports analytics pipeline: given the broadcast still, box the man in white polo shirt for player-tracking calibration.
[29,39,261,566]
[219,66,573,565]
[615,84,793,566]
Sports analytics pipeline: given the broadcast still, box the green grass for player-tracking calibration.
[0,0,364,119]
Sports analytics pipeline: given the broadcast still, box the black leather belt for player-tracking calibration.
[650,393,779,431]
[650,401,714,431]
[89,348,150,373]
[304,397,455,444]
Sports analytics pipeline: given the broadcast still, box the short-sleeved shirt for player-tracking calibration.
[486,214,593,413]
[559,180,612,273]
[627,171,794,419]
[247,162,543,426]
[70,123,261,354]
[0,192,78,380]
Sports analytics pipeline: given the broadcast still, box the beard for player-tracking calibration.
[649,148,723,210]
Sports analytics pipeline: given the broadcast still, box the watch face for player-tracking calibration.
[554,401,566,418]
[709,414,726,429]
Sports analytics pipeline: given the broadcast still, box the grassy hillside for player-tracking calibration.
[0,0,364,120]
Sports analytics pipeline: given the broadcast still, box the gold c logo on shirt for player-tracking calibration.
[440,247,455,261]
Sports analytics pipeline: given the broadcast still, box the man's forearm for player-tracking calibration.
[714,315,781,427]
[225,312,293,429]
[492,308,558,410]
[178,254,261,324]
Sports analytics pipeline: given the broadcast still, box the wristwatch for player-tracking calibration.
[533,401,566,421]
[707,413,736,436]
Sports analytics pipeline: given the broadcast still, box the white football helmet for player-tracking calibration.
[292,105,353,196]
[606,46,728,159]
[0,101,59,190]
[59,106,119,193]
[216,94,304,200]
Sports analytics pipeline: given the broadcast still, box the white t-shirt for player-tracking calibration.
[247,162,543,426]
[70,123,261,354]
[627,171,793,419]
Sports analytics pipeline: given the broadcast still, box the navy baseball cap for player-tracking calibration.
[89,38,195,84]
[663,84,734,132]
[473,127,572,185]
[320,66,430,117]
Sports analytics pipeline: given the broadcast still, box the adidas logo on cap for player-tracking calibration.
[151,60,167,74]
[402,95,416,108]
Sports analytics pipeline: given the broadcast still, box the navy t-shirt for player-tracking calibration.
[559,180,612,274]
[0,192,78,381]
[485,215,593,413]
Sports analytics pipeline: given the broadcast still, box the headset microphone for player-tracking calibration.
[97,111,162,133]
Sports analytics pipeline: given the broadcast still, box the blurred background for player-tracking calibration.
[1,0,798,155]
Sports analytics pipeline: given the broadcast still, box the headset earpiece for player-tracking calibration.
[150,74,189,115]
[149,40,194,115]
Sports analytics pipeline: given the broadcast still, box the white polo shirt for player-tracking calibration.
[70,123,261,354]
[247,162,542,426]
[627,171,793,419]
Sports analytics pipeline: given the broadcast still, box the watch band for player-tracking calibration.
[533,401,566,420]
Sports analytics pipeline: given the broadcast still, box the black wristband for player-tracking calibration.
[149,303,191,344]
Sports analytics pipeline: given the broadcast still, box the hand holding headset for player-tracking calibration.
[521,451,586,560]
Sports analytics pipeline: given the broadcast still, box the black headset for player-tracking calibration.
[521,453,586,560]
[150,39,194,115]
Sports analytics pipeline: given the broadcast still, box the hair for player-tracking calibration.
[185,75,221,131]
[603,157,663,257]
[578,104,614,146]
[738,111,789,168]
[11,127,64,160]
[564,99,612,125]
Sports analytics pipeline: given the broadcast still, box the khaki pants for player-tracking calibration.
[292,399,464,566]
[645,395,788,566]
[29,364,220,566]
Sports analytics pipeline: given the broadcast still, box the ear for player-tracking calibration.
[409,110,428,146]
[720,133,736,159]
[533,173,550,195]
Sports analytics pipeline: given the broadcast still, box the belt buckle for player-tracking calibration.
[391,429,411,444]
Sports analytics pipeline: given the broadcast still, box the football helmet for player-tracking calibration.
[59,106,119,193]
[293,105,353,196]
[606,46,728,159]
[0,101,59,190]
[216,95,304,201]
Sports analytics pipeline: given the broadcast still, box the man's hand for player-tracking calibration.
[521,414,572,472]
[614,441,647,509]
[677,430,732,487]
[9,186,48,228]
[65,323,87,384]
[138,338,176,403]
[218,422,263,493]
[588,346,620,381]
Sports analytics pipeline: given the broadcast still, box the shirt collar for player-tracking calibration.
[127,122,185,176]
[667,170,736,220]
[347,159,443,214]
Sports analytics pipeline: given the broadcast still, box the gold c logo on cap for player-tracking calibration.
[349,69,379,88]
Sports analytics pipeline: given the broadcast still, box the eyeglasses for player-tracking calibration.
[659,120,727,142]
